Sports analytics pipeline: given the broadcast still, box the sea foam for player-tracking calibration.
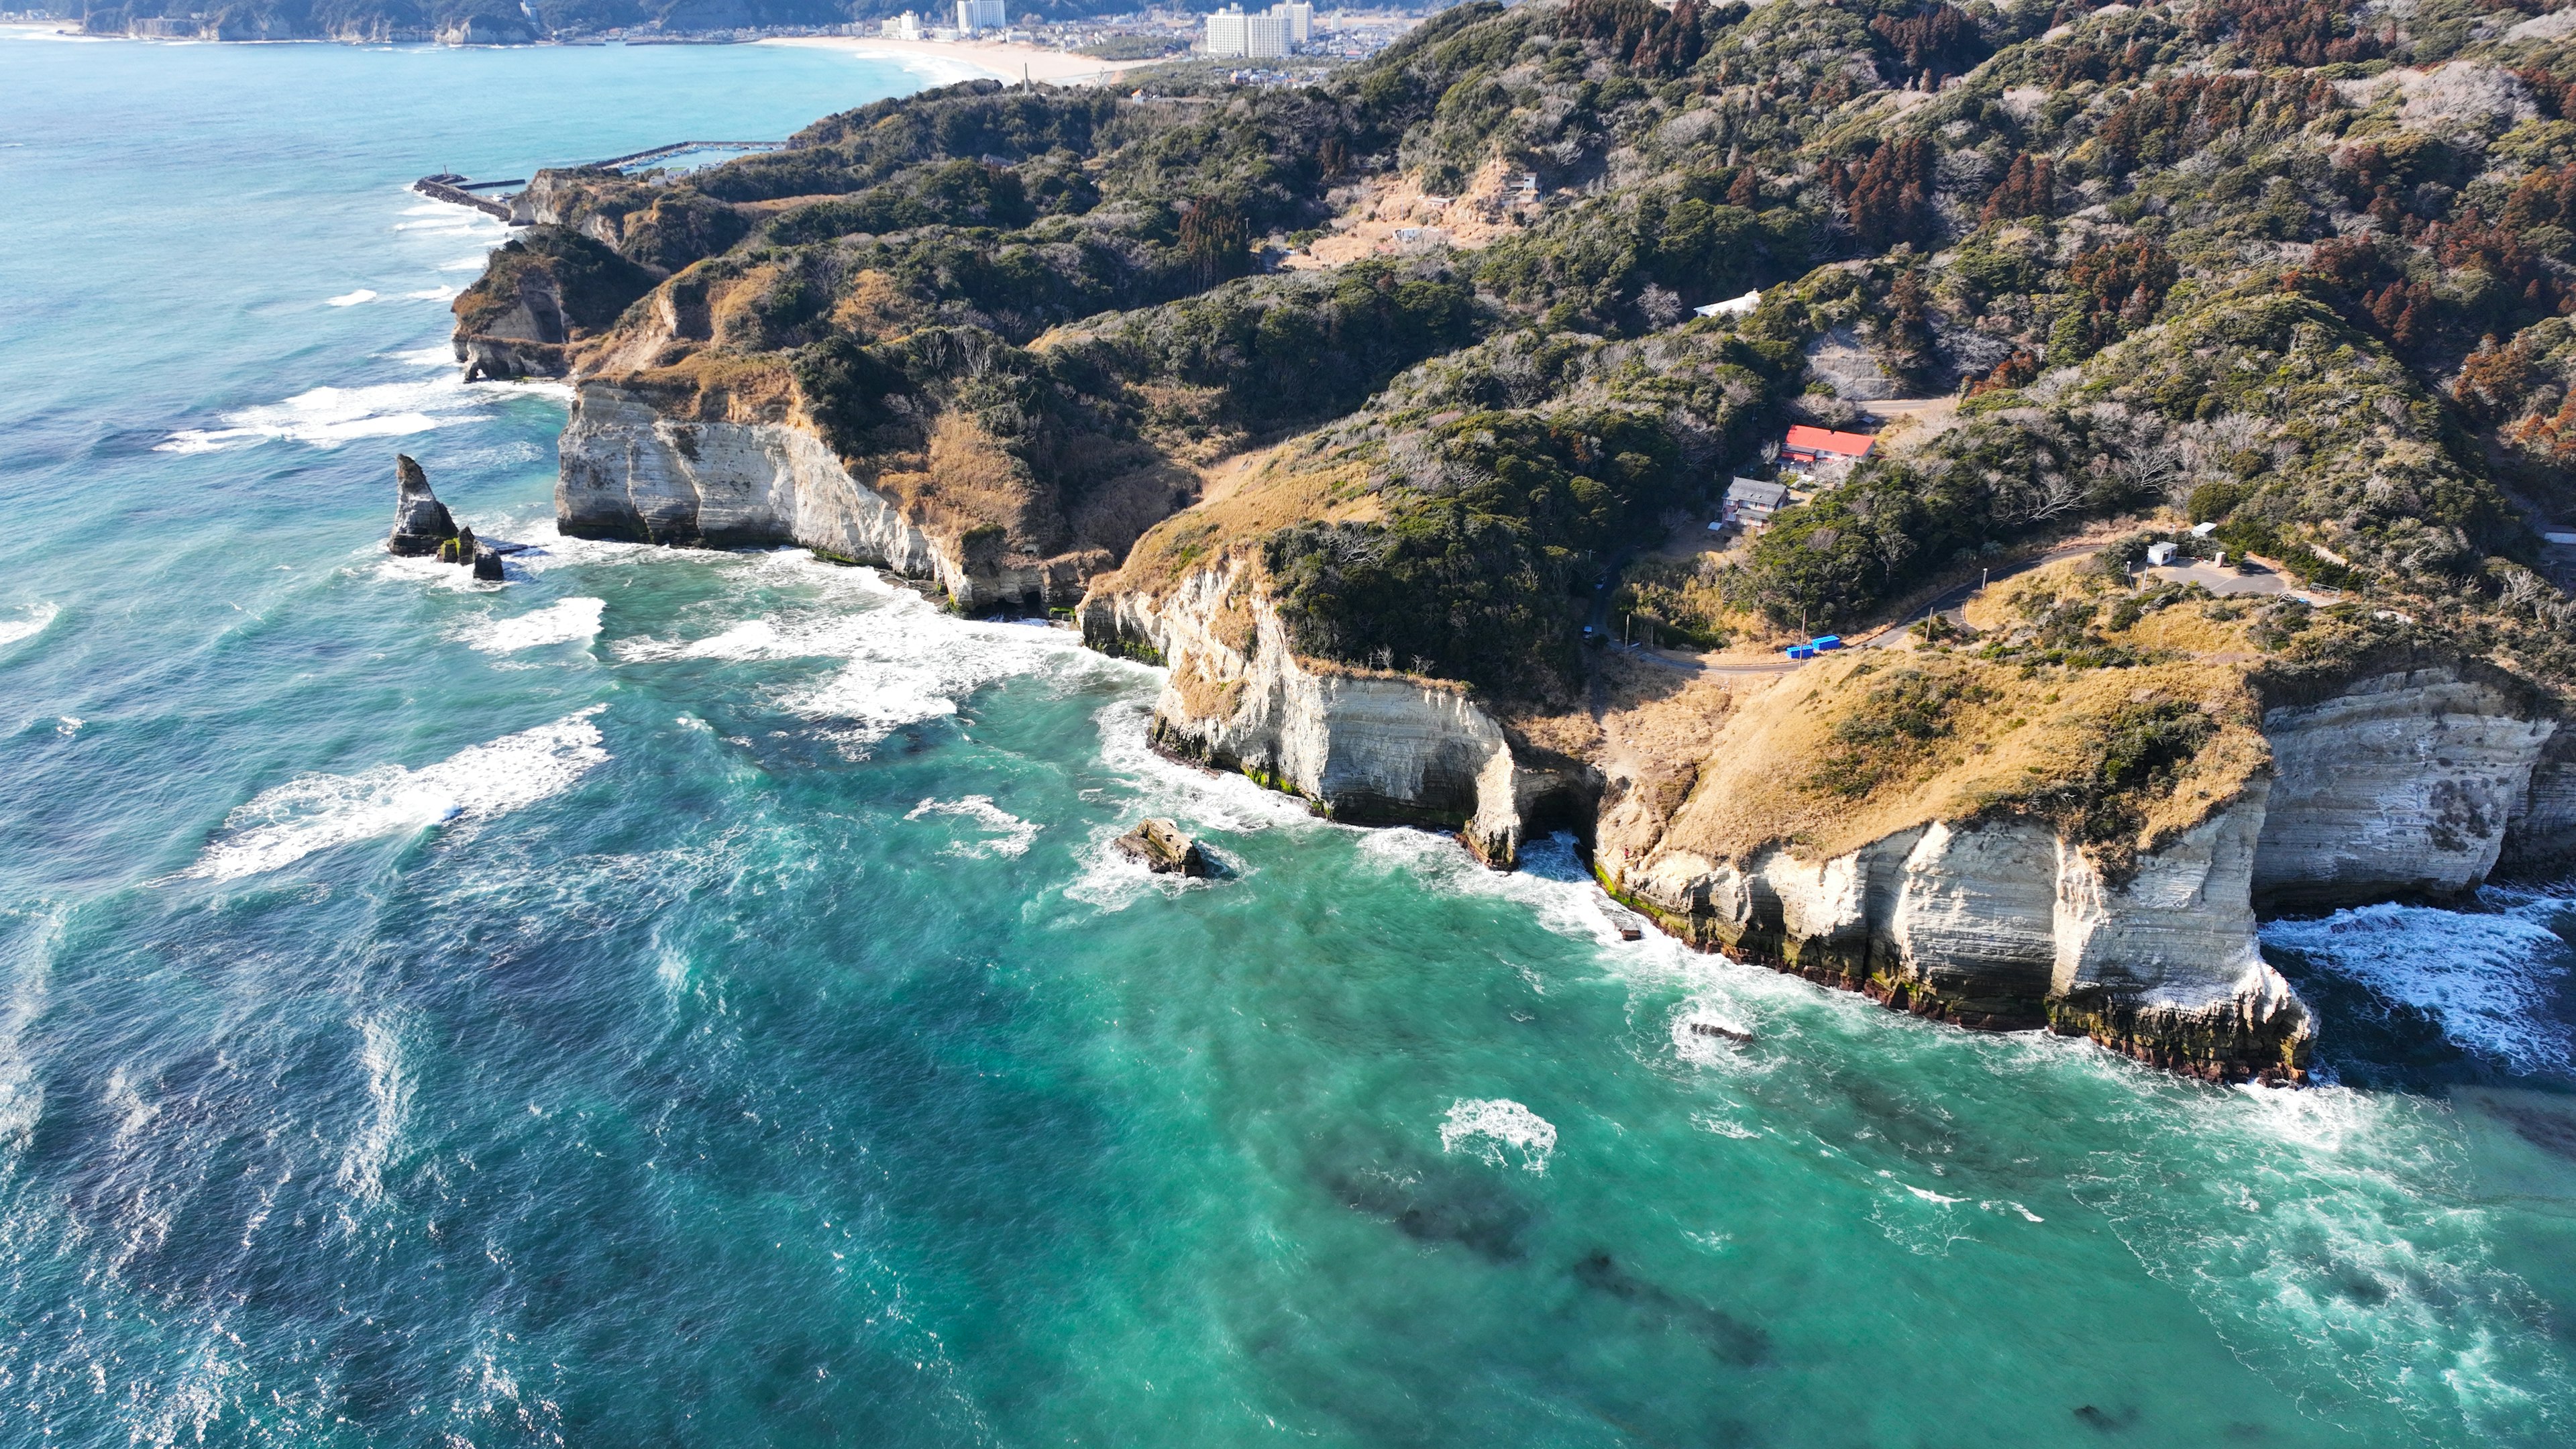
[905,796,1039,858]
[0,602,57,651]
[189,708,608,881]
[159,372,568,453]
[1440,1097,1557,1173]
[2263,899,2574,1074]
[619,586,1099,750]
[460,597,604,653]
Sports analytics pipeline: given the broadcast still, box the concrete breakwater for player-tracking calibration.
[411,142,784,226]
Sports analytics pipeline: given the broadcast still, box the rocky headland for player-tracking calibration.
[456,3,2576,1081]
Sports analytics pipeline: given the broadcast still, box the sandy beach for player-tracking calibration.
[761,34,1165,87]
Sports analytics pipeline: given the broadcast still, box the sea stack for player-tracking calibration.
[1114,818,1211,877]
[472,545,504,582]
[388,454,457,556]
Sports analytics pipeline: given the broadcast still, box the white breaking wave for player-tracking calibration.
[2262,899,2574,1074]
[619,586,1100,750]
[905,796,1040,858]
[158,372,570,453]
[189,708,608,881]
[325,289,378,307]
[1440,1097,1557,1173]
[460,597,604,653]
[0,602,57,651]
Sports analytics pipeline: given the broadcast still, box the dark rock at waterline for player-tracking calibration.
[388,454,458,556]
[1114,818,1209,876]
[472,545,504,582]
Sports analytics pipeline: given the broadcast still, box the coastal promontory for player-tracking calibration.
[453,0,2576,1081]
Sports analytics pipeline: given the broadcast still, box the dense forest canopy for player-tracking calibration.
[460,0,2576,704]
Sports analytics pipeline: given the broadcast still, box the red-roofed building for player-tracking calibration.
[1780,425,1876,465]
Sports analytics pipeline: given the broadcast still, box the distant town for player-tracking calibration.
[553,4,1420,64]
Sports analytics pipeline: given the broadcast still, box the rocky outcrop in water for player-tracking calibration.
[1115,818,1210,876]
[388,454,458,557]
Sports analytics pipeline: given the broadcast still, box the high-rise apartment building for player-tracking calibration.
[1204,3,1290,58]
[1277,1,1312,44]
[955,0,1006,34]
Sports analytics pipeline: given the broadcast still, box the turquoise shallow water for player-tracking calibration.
[7,31,2576,1448]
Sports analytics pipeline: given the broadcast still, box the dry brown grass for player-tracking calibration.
[829,269,929,343]
[873,411,1049,547]
[1102,443,1383,597]
[1659,650,2269,864]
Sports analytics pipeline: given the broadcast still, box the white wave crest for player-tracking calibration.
[2262,900,2573,1073]
[460,596,604,653]
[159,372,570,453]
[905,796,1039,858]
[1440,1097,1556,1173]
[325,289,378,307]
[0,602,57,651]
[619,588,1100,750]
[189,708,608,881]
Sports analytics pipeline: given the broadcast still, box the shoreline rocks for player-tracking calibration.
[1115,818,1211,877]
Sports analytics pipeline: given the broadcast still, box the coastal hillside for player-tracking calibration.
[458,0,2576,1079]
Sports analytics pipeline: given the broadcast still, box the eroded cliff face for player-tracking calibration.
[1080,559,1568,865]
[1605,788,2312,1083]
[2253,665,2557,908]
[557,383,1097,612]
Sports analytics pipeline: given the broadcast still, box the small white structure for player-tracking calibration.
[2190,521,2218,537]
[1205,4,1291,57]
[2146,542,2178,566]
[1693,289,1762,319]
[1723,476,1790,525]
[955,0,1005,34]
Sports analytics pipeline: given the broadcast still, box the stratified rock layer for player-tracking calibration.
[554,384,1096,612]
[1081,559,1573,866]
[1611,789,2312,1083]
[2252,666,2557,907]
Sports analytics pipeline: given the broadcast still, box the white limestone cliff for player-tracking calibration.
[1080,559,1559,864]
[555,383,1069,611]
[2252,665,2556,906]
[1606,789,2311,1082]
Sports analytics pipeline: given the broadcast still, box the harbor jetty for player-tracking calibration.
[411,142,786,225]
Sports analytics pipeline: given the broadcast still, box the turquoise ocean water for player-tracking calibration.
[6,30,2576,1447]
